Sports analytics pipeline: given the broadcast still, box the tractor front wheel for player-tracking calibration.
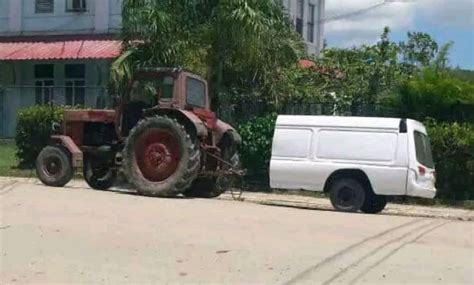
[36,146,74,187]
[122,116,200,197]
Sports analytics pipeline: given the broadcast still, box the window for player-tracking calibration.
[296,0,304,35]
[186,78,206,108]
[65,64,85,106]
[66,0,87,12]
[129,76,174,105]
[160,76,174,100]
[35,0,54,14]
[414,131,435,168]
[35,64,54,105]
[307,3,315,43]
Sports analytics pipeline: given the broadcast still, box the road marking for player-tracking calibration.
[283,218,428,285]
[348,221,450,284]
[322,220,445,284]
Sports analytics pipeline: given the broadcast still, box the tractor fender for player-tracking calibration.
[143,108,208,139]
[51,135,83,168]
[214,120,242,147]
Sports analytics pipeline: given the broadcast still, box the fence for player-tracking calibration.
[0,86,111,138]
[217,99,401,126]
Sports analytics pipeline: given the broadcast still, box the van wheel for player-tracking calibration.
[361,194,387,214]
[329,178,366,212]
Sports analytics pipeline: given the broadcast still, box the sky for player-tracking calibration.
[324,0,474,69]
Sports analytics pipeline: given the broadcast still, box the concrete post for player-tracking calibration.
[9,0,22,33]
[95,0,109,33]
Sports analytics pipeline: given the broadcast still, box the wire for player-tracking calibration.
[321,0,401,23]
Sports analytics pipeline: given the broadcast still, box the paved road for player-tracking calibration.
[1,178,473,284]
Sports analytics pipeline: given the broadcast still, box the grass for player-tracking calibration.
[0,142,34,178]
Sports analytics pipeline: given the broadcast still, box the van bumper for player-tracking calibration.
[407,180,436,199]
[408,185,436,199]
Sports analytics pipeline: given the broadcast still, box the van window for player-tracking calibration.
[273,128,312,158]
[414,131,434,168]
[317,130,397,162]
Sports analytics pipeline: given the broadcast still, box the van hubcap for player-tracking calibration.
[337,187,356,207]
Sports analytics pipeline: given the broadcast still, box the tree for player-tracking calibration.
[321,27,404,107]
[115,0,306,107]
[399,32,439,66]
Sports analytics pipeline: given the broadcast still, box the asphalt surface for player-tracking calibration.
[1,178,473,284]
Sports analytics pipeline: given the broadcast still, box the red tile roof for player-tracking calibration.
[0,37,122,60]
[299,59,316,68]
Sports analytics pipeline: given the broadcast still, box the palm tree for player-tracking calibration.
[111,0,306,104]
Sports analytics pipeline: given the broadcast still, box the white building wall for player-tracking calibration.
[0,0,122,36]
[281,0,325,55]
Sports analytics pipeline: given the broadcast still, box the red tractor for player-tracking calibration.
[35,68,242,198]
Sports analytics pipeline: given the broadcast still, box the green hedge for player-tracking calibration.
[15,105,64,168]
[238,114,474,201]
[238,114,277,174]
[425,120,474,201]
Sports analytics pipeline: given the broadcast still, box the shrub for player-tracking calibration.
[425,120,474,201]
[238,114,277,174]
[15,105,64,168]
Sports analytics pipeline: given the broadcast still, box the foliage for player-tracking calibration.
[320,27,408,106]
[399,32,439,66]
[116,0,306,106]
[15,105,64,167]
[0,143,32,177]
[238,114,277,173]
[391,66,474,122]
[450,68,474,84]
[425,120,474,201]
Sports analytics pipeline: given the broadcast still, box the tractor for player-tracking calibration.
[35,67,242,198]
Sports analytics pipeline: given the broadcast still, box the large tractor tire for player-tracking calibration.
[122,116,200,197]
[36,146,74,187]
[83,155,116,190]
[184,152,240,199]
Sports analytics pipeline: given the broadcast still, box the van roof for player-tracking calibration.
[276,115,403,129]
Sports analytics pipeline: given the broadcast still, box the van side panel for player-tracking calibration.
[270,122,410,195]
[317,130,397,162]
[270,128,319,190]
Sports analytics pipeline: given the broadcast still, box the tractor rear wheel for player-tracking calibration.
[122,116,200,197]
[36,146,74,187]
[184,152,240,198]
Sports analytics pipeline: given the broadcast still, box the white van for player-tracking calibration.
[270,116,436,213]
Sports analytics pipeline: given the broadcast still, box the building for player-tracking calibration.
[0,0,122,138]
[280,0,326,55]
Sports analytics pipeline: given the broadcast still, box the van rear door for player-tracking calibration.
[406,120,436,198]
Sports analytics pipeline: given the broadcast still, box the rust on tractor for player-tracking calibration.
[51,135,83,168]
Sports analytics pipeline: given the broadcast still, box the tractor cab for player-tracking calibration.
[127,68,209,109]
[121,68,212,135]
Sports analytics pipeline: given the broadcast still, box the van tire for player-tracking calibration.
[329,178,366,212]
[361,194,387,214]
